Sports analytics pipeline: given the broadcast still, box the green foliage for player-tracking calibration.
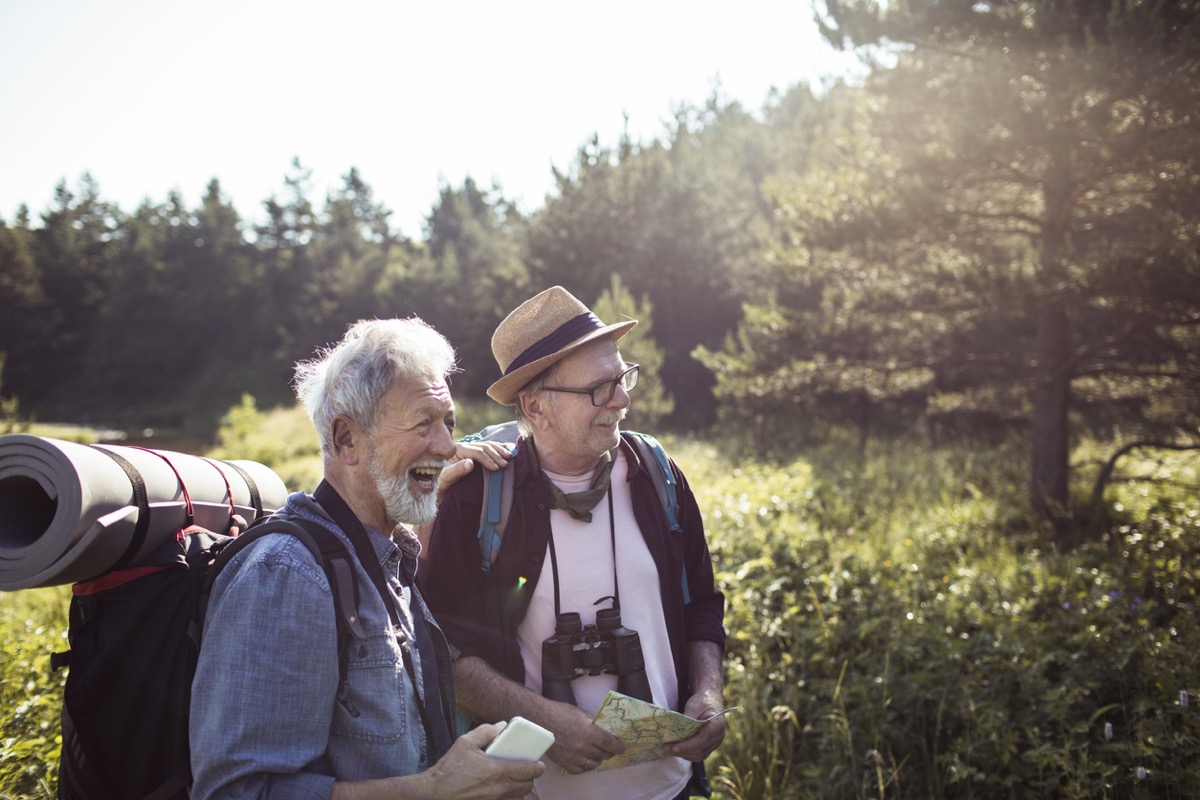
[207,394,322,493]
[700,435,1200,799]
[0,587,69,799]
[527,99,770,429]
[703,0,1200,523]
[592,274,675,428]
[453,397,513,440]
[405,177,532,400]
[1,428,1197,797]
[0,354,28,435]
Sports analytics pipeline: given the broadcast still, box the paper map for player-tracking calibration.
[590,691,738,771]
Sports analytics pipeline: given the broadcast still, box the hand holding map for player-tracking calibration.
[590,691,739,771]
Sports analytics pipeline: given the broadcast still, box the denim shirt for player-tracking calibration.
[190,491,456,800]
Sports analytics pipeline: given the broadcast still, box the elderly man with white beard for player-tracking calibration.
[190,318,543,800]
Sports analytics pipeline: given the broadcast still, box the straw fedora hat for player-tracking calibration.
[488,286,637,405]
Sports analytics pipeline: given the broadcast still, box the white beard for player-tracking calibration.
[367,450,438,526]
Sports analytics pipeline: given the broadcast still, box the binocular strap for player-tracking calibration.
[545,489,620,616]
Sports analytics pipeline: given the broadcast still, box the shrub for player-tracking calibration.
[703,436,1200,799]
[207,394,323,493]
[3,429,1196,798]
[0,587,69,799]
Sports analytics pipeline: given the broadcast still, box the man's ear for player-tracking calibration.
[331,417,360,465]
[517,393,546,430]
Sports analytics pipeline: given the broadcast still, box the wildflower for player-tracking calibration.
[1181,690,1190,709]
[1104,722,1113,740]
[1137,766,1148,780]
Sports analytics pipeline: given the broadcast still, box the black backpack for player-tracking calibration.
[51,513,365,800]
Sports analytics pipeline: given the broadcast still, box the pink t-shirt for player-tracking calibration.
[515,452,690,800]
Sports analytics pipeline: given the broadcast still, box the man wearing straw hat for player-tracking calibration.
[425,286,727,800]
[190,318,544,799]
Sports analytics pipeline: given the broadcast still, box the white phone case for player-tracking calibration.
[484,716,556,761]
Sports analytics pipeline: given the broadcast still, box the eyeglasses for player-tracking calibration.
[542,364,639,407]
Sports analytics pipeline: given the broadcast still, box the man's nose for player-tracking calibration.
[430,421,456,459]
[607,383,631,409]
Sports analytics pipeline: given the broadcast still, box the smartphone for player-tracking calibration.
[484,716,556,761]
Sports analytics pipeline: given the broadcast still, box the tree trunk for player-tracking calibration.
[1030,299,1071,526]
[1031,121,1075,531]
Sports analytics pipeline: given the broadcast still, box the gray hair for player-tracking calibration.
[293,318,457,453]
[513,362,562,437]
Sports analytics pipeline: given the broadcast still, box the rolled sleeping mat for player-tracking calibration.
[0,434,290,591]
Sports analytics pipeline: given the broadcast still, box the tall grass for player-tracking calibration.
[0,586,69,799]
[682,434,1200,799]
[2,421,1197,798]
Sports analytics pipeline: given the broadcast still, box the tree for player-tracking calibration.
[697,83,953,455]
[249,158,326,395]
[302,169,402,354]
[0,214,53,407]
[71,183,265,423]
[592,274,674,427]
[27,176,124,416]
[0,354,26,433]
[409,178,531,397]
[527,97,772,429]
[798,0,1200,526]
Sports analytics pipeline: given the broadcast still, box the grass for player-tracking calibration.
[2,417,1198,798]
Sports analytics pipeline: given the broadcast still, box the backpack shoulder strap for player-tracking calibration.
[625,431,690,605]
[625,431,681,533]
[466,421,520,576]
[478,461,515,575]
[199,515,369,720]
[469,426,689,604]
[201,517,367,640]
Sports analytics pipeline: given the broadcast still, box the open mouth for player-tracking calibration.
[409,465,443,491]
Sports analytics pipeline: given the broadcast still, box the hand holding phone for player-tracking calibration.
[484,716,555,761]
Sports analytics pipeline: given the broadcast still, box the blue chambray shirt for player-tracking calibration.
[190,491,455,800]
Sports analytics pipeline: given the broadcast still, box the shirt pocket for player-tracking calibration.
[330,630,411,744]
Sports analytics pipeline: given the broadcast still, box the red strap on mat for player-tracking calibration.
[73,564,174,595]
[130,446,195,529]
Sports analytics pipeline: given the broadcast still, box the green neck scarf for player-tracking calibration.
[530,443,615,523]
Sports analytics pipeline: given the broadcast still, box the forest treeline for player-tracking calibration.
[1,0,1198,534]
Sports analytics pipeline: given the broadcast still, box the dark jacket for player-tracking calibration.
[423,432,725,713]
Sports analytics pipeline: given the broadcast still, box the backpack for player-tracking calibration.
[459,422,689,602]
[51,486,365,800]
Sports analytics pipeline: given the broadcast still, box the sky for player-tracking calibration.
[0,0,864,238]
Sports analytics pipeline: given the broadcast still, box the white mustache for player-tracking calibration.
[593,410,627,427]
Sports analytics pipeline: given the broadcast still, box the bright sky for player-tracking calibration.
[0,0,863,237]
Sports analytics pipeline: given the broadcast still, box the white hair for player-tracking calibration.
[514,361,563,437]
[293,318,457,453]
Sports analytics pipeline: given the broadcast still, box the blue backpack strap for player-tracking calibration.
[626,432,681,533]
[626,431,690,606]
[478,464,515,575]
[470,421,520,575]
[471,425,690,605]
[460,421,515,444]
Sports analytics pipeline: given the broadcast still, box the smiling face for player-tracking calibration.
[360,372,457,527]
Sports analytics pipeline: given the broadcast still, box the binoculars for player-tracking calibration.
[540,608,653,706]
